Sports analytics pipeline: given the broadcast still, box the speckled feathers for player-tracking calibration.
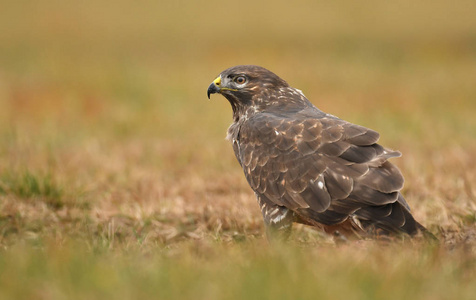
[209,65,431,238]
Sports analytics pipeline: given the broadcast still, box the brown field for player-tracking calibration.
[0,0,476,299]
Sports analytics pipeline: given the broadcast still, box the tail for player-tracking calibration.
[354,201,438,242]
[414,221,438,242]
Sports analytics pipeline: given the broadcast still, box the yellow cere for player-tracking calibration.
[213,76,238,92]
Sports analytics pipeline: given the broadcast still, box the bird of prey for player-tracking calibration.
[207,65,433,240]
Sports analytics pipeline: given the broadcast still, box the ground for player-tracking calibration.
[0,1,475,299]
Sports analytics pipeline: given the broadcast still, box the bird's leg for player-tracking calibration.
[256,194,295,242]
[264,215,293,242]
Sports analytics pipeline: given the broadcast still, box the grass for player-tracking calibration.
[0,241,475,300]
[0,0,476,299]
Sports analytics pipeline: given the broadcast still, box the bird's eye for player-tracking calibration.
[234,76,247,84]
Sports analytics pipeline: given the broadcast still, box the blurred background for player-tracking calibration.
[0,0,475,244]
[1,1,476,299]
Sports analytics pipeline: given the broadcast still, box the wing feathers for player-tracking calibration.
[320,122,344,143]
[351,183,400,205]
[339,144,383,163]
[344,125,380,146]
[276,136,295,151]
[301,123,322,141]
[323,169,354,200]
[359,161,404,193]
[305,175,332,212]
[296,139,320,155]
[236,108,420,236]
[318,140,350,156]
[355,202,408,230]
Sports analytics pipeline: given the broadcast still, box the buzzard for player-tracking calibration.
[207,65,433,240]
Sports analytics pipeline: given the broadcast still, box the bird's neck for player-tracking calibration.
[223,94,254,122]
[230,103,259,123]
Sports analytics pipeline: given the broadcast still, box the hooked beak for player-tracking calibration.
[207,76,222,99]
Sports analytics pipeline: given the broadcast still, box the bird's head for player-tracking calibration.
[207,65,289,107]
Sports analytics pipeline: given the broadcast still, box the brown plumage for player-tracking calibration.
[207,65,434,240]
